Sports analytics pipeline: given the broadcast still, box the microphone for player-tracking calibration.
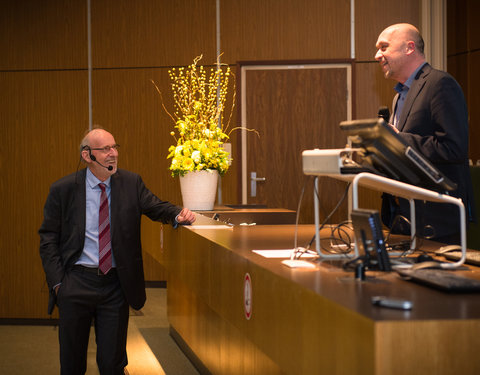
[97,161,114,171]
[87,148,114,171]
[91,156,114,171]
[378,106,390,123]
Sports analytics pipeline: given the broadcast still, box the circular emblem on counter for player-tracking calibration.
[244,273,252,320]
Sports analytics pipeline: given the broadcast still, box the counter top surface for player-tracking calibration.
[182,214,480,322]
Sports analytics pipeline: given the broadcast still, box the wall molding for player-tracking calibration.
[422,0,447,70]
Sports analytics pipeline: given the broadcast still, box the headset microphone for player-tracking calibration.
[95,159,113,171]
[101,163,114,171]
[87,147,114,171]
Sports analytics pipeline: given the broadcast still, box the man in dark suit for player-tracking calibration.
[39,128,195,374]
[375,23,475,244]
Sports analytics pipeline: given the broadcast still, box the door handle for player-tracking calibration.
[250,172,266,197]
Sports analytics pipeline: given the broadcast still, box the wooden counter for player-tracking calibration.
[163,215,480,375]
[193,205,297,225]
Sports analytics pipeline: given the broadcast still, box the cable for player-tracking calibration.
[385,214,427,255]
[324,220,355,254]
[305,182,352,251]
[291,177,310,260]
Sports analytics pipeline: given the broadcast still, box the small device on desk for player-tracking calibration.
[351,209,391,271]
[371,296,413,310]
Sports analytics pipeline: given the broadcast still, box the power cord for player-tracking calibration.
[303,181,352,254]
[291,177,319,260]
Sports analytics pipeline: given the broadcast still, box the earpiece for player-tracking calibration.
[82,145,96,161]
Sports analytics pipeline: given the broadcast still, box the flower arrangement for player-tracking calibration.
[154,55,235,177]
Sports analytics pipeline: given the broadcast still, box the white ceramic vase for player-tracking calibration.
[179,169,219,210]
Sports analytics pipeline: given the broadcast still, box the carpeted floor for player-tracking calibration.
[0,288,199,375]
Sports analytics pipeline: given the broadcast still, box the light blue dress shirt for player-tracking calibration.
[75,168,116,268]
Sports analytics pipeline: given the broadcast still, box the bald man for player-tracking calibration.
[39,128,195,374]
[375,23,475,244]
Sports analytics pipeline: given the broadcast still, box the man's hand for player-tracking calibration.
[388,122,400,133]
[177,208,196,224]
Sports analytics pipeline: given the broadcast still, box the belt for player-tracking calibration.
[72,265,116,276]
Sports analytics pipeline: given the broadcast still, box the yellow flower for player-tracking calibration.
[182,158,194,171]
[162,55,235,177]
[193,101,202,110]
[192,150,201,164]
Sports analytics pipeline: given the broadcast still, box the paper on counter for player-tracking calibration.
[281,259,317,268]
[252,249,316,258]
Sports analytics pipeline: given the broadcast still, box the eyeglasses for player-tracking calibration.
[90,144,120,153]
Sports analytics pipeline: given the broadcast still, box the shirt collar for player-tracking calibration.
[395,62,427,93]
[86,168,111,189]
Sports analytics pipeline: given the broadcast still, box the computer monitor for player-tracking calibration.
[339,118,456,192]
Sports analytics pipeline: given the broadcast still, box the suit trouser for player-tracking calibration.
[57,266,129,375]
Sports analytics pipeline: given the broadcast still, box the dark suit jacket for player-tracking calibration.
[383,63,475,238]
[39,168,181,314]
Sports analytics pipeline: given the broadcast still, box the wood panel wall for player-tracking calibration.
[0,0,437,319]
[221,0,351,62]
[0,0,87,70]
[0,1,89,320]
[447,0,480,162]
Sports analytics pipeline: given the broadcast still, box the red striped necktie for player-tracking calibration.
[98,183,112,274]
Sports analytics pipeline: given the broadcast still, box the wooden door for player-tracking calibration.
[240,63,352,224]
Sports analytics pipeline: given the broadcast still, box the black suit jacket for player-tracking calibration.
[383,63,475,238]
[39,168,181,314]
